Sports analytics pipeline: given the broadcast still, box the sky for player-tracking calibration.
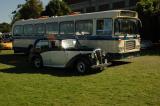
[0,0,50,23]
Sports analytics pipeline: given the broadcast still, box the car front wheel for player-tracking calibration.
[75,59,90,74]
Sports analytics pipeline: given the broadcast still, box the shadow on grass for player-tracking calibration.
[0,53,104,77]
[108,61,131,67]
[0,53,132,77]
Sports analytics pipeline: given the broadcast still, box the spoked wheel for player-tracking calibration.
[33,56,43,68]
[76,59,90,74]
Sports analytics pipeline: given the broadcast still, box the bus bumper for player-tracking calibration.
[107,51,140,60]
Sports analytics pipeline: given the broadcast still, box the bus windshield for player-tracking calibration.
[114,18,141,35]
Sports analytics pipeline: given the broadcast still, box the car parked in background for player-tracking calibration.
[29,39,109,74]
[0,33,12,50]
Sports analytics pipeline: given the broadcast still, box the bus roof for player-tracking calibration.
[13,10,138,25]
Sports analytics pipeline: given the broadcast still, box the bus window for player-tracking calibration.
[35,23,45,35]
[13,25,23,36]
[60,21,74,35]
[114,18,140,35]
[96,19,112,36]
[24,24,34,36]
[46,22,58,35]
[75,20,93,35]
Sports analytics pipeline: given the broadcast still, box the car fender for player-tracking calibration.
[65,53,91,68]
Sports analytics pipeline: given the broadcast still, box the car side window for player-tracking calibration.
[35,40,61,51]
[50,40,61,50]
[36,40,51,50]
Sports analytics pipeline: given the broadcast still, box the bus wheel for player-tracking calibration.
[75,59,90,74]
[33,56,43,68]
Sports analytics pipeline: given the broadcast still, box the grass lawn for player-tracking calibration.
[0,50,160,106]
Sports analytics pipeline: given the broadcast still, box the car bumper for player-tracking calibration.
[91,62,111,69]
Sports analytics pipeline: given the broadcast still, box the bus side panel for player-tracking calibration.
[13,39,36,53]
[80,39,140,52]
[79,40,119,53]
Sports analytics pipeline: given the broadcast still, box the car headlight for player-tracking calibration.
[92,48,101,58]
[91,52,95,59]
[102,51,106,57]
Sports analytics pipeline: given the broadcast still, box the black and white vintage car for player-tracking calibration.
[29,39,109,74]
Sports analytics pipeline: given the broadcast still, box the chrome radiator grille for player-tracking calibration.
[125,41,136,50]
[94,49,102,64]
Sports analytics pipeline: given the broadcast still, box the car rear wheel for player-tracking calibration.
[33,56,43,68]
[75,59,90,74]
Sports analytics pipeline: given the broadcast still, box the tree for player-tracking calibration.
[41,0,71,17]
[0,23,11,33]
[12,0,43,24]
[136,0,160,42]
[136,0,160,15]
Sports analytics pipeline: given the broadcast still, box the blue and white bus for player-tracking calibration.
[12,10,141,59]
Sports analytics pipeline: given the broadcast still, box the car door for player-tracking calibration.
[49,50,67,67]
[36,40,52,66]
[44,40,67,67]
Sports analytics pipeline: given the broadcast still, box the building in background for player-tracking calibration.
[66,0,138,13]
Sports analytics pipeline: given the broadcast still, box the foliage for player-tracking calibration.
[136,0,160,15]
[11,12,21,25]
[136,0,160,42]
[12,0,43,24]
[41,0,71,16]
[0,23,11,33]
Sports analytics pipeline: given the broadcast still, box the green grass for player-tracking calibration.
[0,50,160,106]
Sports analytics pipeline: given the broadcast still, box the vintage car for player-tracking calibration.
[29,39,109,74]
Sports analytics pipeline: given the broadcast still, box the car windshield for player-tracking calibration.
[114,18,141,35]
[61,39,78,49]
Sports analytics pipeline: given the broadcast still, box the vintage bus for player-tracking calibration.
[12,10,141,59]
